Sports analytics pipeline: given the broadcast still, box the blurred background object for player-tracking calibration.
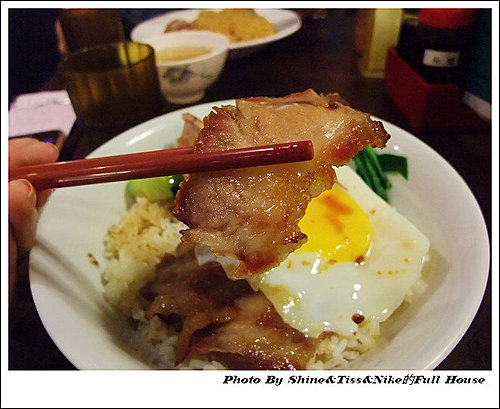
[355,9,403,78]
[461,8,492,121]
[294,9,329,20]
[396,9,420,65]
[119,9,173,39]
[145,31,230,104]
[383,7,490,133]
[58,9,125,53]
[411,8,477,86]
[60,41,163,128]
[7,8,168,106]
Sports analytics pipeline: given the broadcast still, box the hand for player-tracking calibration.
[9,138,59,295]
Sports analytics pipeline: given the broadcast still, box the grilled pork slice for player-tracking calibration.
[141,246,316,369]
[173,89,390,277]
[141,245,252,365]
[190,292,317,370]
[176,113,203,148]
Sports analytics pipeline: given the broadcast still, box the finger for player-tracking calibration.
[9,138,59,208]
[9,138,59,168]
[9,138,43,167]
[9,179,39,256]
[36,189,55,208]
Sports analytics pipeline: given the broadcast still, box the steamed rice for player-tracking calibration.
[102,197,186,315]
[101,197,425,370]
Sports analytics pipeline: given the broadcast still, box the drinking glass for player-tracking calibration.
[60,41,164,128]
[59,9,125,53]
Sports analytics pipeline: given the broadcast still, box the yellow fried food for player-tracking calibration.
[192,9,277,42]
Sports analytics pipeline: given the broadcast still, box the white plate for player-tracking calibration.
[29,100,490,370]
[130,9,302,58]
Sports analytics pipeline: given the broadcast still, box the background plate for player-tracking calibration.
[130,9,302,58]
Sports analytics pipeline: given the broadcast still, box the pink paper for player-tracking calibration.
[9,91,76,138]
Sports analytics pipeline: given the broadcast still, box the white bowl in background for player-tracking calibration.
[145,31,229,104]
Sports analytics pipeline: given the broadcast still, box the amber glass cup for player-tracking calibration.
[59,9,125,53]
[60,42,164,128]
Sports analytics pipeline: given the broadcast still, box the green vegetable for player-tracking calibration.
[126,174,183,202]
[378,153,408,180]
[362,153,389,201]
[353,147,408,201]
[353,154,371,186]
[362,147,391,190]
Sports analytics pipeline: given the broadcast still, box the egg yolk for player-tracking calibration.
[297,185,372,262]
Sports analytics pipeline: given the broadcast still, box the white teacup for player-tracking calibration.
[145,31,230,104]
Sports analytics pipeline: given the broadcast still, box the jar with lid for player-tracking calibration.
[414,9,477,85]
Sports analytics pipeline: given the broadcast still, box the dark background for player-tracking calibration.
[8,9,61,104]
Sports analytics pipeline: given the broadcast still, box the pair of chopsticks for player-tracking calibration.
[9,140,314,190]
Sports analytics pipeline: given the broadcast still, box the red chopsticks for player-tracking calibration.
[9,140,314,190]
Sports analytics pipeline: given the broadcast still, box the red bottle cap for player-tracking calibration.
[418,9,477,29]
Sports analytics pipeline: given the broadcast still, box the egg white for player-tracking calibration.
[248,165,430,337]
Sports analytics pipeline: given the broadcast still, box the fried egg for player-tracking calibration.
[247,165,430,337]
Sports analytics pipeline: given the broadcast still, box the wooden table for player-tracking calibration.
[9,9,491,370]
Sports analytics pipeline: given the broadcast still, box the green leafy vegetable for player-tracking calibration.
[126,174,183,202]
[353,147,408,201]
[378,153,408,180]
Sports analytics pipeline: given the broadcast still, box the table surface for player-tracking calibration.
[9,9,491,370]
